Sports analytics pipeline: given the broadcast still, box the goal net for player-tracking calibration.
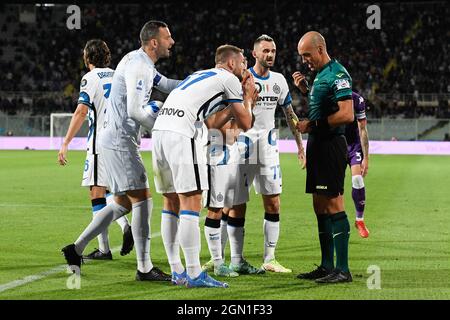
[49,113,89,149]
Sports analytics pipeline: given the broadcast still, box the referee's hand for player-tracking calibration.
[296,119,311,134]
[292,71,308,94]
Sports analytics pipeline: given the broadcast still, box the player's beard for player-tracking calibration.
[260,58,274,69]
[158,46,171,59]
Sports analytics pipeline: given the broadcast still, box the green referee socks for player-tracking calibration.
[331,212,350,273]
[316,214,334,271]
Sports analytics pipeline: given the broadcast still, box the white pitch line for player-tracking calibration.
[0,231,162,294]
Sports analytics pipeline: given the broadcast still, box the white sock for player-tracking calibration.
[263,219,280,263]
[106,193,130,232]
[132,198,153,273]
[220,219,228,261]
[94,212,110,254]
[228,224,244,265]
[116,216,130,233]
[161,210,184,274]
[91,199,110,254]
[179,211,202,279]
[75,202,129,255]
[204,224,223,267]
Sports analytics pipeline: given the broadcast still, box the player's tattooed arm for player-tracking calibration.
[282,104,306,169]
[358,118,369,177]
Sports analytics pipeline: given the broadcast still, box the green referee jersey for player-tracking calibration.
[308,58,353,136]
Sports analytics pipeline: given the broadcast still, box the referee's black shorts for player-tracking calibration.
[305,134,348,196]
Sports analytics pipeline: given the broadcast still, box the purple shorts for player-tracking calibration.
[347,143,363,166]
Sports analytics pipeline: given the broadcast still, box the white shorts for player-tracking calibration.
[101,147,149,194]
[234,159,282,205]
[152,130,208,194]
[234,129,282,204]
[81,153,109,188]
[203,163,238,209]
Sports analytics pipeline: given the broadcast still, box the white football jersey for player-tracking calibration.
[77,67,114,155]
[152,68,243,138]
[248,67,292,132]
[237,67,292,163]
[100,48,179,152]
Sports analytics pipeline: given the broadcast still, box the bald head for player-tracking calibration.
[298,31,326,50]
[297,31,330,71]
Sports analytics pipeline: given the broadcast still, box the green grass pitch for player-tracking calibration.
[0,150,449,300]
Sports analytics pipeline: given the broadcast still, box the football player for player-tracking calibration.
[58,39,133,260]
[229,35,305,274]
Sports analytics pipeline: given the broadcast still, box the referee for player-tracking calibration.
[292,31,354,283]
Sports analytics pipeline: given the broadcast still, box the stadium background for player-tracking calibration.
[0,1,450,302]
[0,1,449,140]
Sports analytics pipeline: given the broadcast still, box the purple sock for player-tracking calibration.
[352,187,366,219]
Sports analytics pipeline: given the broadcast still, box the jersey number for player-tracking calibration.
[356,152,362,162]
[177,71,217,90]
[103,83,112,98]
[270,165,281,180]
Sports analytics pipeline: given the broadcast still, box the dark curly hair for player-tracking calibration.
[84,39,111,68]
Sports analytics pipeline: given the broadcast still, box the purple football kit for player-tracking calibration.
[345,92,366,166]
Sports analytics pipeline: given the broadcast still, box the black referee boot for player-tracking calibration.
[315,269,352,284]
[297,265,331,280]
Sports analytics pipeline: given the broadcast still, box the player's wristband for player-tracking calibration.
[309,118,330,131]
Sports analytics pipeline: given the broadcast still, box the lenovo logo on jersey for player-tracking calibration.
[158,107,185,117]
[257,96,278,102]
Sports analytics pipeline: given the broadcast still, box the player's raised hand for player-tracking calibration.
[58,144,68,166]
[292,71,308,94]
[361,158,369,177]
[242,72,258,108]
[241,68,251,84]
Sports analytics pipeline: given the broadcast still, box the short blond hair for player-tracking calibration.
[215,44,243,64]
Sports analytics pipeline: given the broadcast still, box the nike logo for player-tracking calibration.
[209,233,220,240]
[333,232,343,238]
[336,73,345,78]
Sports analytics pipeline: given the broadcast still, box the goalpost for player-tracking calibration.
[49,113,89,149]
